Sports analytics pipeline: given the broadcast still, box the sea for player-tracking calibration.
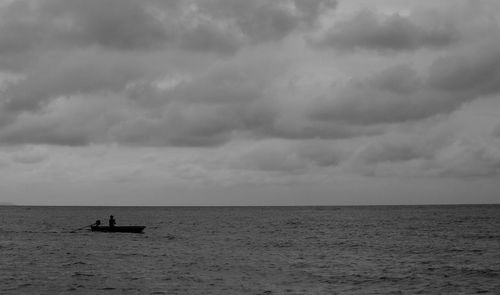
[1,205,499,294]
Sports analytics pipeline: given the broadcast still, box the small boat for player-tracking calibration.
[90,225,145,233]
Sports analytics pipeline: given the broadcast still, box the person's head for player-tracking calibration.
[110,215,113,218]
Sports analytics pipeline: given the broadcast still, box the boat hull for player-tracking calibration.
[90,225,145,233]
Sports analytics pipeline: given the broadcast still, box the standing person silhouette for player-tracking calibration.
[109,215,116,227]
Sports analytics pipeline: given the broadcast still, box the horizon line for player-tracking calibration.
[1,203,499,207]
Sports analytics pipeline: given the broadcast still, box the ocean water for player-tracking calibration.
[1,205,499,294]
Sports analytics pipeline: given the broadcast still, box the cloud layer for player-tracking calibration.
[315,10,459,51]
[1,0,500,184]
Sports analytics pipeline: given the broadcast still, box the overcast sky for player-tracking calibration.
[1,0,500,205]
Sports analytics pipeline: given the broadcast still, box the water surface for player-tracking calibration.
[1,205,499,294]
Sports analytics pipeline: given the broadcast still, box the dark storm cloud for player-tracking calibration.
[108,101,273,147]
[178,25,242,55]
[118,101,274,148]
[309,65,453,124]
[0,0,498,157]
[46,0,169,50]
[316,10,458,51]
[0,0,338,116]
[434,140,500,178]
[355,136,429,165]
[0,11,44,55]
[198,0,337,42]
[0,95,117,146]
[0,0,169,54]
[493,124,500,138]
[237,3,299,42]
[293,0,338,24]
[230,138,346,172]
[428,43,500,96]
[0,0,499,185]
[0,123,89,146]
[295,140,344,167]
[0,0,337,65]
[11,149,48,164]
[3,50,146,111]
[110,58,282,147]
[266,119,384,140]
[109,111,234,147]
[344,126,454,177]
[311,41,500,126]
[169,62,271,105]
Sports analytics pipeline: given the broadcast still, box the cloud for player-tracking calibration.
[110,103,242,147]
[310,39,500,125]
[11,146,49,164]
[309,65,448,124]
[229,138,347,172]
[295,139,344,167]
[231,140,308,172]
[0,0,170,54]
[108,55,284,147]
[178,24,243,55]
[293,0,338,24]
[343,124,450,176]
[339,116,500,179]
[0,51,285,147]
[428,42,500,96]
[434,139,500,178]
[268,116,384,139]
[0,0,499,186]
[0,95,114,146]
[0,0,337,60]
[315,10,459,51]
[355,139,425,165]
[3,49,147,112]
[493,124,500,138]
[46,0,170,50]
[0,0,339,145]
[237,3,299,42]
[197,0,337,42]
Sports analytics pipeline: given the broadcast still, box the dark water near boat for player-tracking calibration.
[1,205,499,294]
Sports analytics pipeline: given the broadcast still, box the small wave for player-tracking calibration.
[22,230,60,234]
[461,267,500,278]
[73,261,87,265]
[17,283,32,288]
[63,261,88,266]
[284,219,303,227]
[462,234,500,240]
[378,276,407,282]
[272,240,293,248]
[72,272,95,277]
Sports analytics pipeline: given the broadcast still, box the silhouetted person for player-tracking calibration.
[95,220,101,227]
[109,215,116,227]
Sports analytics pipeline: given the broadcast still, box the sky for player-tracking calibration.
[0,0,500,206]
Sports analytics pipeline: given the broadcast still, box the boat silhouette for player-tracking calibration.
[90,225,145,233]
